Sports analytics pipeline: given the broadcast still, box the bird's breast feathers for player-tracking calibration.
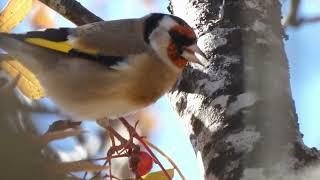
[41,53,179,120]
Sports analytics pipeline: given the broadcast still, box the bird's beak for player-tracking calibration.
[182,44,207,66]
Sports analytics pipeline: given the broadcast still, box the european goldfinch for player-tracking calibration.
[0,13,206,120]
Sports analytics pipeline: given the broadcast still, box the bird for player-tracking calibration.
[0,13,206,121]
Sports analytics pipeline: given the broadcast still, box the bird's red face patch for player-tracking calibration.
[166,25,197,68]
[167,40,188,68]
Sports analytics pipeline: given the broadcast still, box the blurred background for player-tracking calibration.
[0,0,319,179]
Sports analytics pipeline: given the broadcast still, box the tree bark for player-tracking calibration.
[168,0,320,179]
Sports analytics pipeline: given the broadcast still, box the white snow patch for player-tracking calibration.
[225,126,260,153]
[196,78,225,95]
[226,92,258,116]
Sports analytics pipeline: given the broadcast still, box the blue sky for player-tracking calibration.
[283,0,320,148]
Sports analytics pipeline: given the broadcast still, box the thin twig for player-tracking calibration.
[119,117,172,180]
[39,129,85,144]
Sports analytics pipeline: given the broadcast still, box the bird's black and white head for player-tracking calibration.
[143,13,206,70]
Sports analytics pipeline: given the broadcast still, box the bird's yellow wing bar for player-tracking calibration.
[17,28,98,55]
[24,38,72,53]
[24,37,98,55]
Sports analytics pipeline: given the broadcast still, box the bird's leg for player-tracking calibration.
[109,130,116,148]
[96,118,141,180]
[97,117,172,179]
[96,117,137,155]
[105,126,137,156]
[107,131,115,180]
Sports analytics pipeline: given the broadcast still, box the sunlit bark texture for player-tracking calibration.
[168,0,320,179]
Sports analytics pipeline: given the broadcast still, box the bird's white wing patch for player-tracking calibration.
[109,59,130,70]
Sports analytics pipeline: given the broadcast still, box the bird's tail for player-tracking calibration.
[0,33,64,73]
[0,33,24,55]
[0,32,35,57]
[0,32,34,48]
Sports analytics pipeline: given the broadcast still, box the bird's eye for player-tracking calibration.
[169,30,196,57]
[169,30,196,47]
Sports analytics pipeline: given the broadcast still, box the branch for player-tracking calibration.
[284,0,320,27]
[38,0,102,25]
[38,129,85,145]
[295,16,320,26]
[284,0,300,27]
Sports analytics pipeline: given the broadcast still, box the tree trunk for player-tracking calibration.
[168,0,320,179]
